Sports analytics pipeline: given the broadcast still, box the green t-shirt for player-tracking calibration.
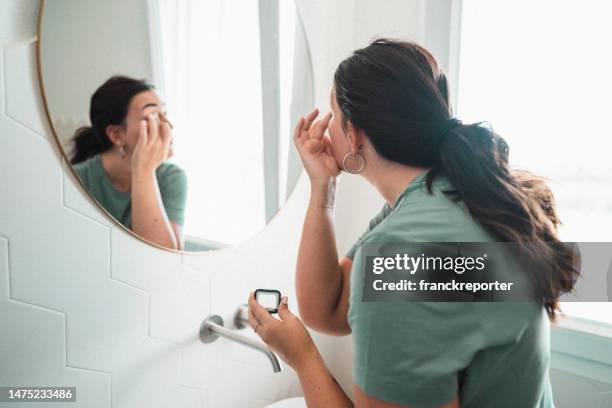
[73,154,188,228]
[346,171,554,408]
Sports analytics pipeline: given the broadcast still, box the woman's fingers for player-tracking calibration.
[247,293,260,329]
[159,111,174,130]
[147,112,160,145]
[323,135,334,156]
[310,112,332,139]
[277,296,293,321]
[137,119,148,148]
[294,109,330,146]
[160,120,172,150]
[302,108,319,131]
[248,292,277,331]
[293,117,306,142]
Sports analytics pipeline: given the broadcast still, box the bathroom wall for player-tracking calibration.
[40,0,154,145]
[1,1,611,407]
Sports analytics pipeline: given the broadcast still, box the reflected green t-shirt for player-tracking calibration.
[346,171,554,408]
[73,154,188,228]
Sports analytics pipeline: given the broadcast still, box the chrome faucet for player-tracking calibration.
[199,314,282,373]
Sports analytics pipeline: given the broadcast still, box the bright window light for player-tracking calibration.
[156,0,298,246]
[457,0,612,325]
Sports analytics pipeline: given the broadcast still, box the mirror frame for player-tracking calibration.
[35,0,315,253]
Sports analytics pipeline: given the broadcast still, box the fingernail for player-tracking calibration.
[281,296,288,304]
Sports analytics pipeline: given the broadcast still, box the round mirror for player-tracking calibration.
[37,0,313,252]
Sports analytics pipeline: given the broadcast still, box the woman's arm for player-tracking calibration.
[130,113,180,250]
[248,294,459,408]
[296,349,353,407]
[296,181,353,334]
[131,175,178,249]
[248,293,352,407]
[294,109,351,335]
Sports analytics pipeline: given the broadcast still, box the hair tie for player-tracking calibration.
[435,117,463,145]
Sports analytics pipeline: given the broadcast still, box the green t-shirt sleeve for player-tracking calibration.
[157,164,188,226]
[345,203,391,260]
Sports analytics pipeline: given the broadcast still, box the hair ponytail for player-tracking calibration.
[69,76,154,165]
[431,123,577,317]
[334,38,578,319]
[70,126,111,164]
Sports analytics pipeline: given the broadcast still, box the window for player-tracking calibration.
[457,0,612,324]
[151,0,307,246]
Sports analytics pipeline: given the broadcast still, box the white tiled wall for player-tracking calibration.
[0,37,307,408]
[2,1,610,407]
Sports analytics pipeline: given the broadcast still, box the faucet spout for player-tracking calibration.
[199,315,282,373]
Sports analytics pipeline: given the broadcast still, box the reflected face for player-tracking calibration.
[116,90,173,158]
[329,86,352,166]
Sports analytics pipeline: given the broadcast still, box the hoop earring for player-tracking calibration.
[342,152,365,174]
[118,145,126,159]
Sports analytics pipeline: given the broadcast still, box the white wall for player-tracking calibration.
[40,0,153,147]
[1,1,610,407]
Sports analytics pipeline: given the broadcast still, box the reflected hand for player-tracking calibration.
[248,292,318,371]
[294,109,341,188]
[131,112,172,180]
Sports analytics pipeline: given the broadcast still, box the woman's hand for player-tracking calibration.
[248,292,319,371]
[131,112,172,181]
[294,109,341,189]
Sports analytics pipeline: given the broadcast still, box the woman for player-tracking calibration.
[71,76,187,250]
[248,39,576,407]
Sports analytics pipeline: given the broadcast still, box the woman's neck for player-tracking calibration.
[361,157,427,208]
[100,151,132,192]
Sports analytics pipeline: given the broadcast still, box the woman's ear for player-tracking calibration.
[105,124,124,146]
[345,121,363,154]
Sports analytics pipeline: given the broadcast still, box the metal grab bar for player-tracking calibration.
[199,315,282,373]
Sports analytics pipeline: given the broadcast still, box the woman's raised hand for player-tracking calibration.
[294,108,341,188]
[131,112,172,181]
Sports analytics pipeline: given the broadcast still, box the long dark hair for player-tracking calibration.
[70,76,154,164]
[334,39,578,319]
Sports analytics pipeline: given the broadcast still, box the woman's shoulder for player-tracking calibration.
[72,154,101,182]
[156,161,185,175]
[155,161,188,193]
[369,176,494,243]
[156,161,187,181]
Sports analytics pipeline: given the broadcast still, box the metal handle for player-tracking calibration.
[199,315,282,373]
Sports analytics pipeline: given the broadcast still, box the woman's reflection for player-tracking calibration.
[70,76,187,250]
